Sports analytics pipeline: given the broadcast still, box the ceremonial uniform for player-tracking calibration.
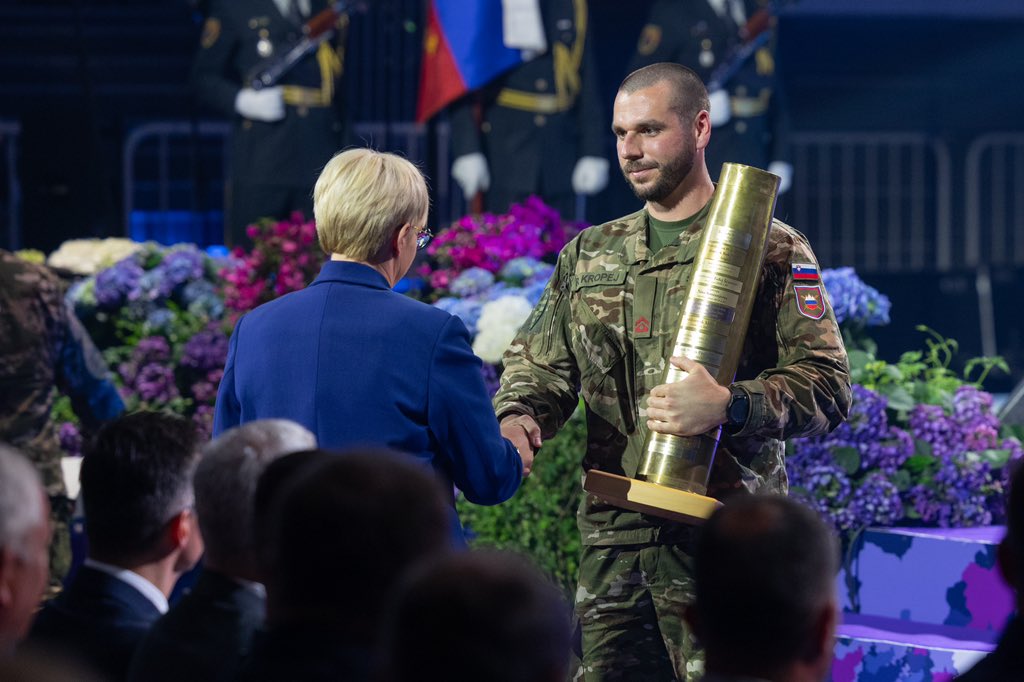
[449,0,604,218]
[0,249,124,580]
[493,206,850,679]
[630,0,789,182]
[192,0,348,245]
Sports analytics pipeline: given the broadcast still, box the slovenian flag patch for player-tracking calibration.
[792,263,819,281]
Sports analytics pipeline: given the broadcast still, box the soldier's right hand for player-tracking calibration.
[452,153,491,198]
[500,414,542,477]
[234,87,286,123]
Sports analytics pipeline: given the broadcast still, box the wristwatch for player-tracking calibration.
[725,386,750,433]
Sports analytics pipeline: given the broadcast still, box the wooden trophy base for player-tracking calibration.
[583,470,722,525]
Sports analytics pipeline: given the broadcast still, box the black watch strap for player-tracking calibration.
[725,387,750,432]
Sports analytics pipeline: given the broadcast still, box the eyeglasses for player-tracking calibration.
[415,226,433,250]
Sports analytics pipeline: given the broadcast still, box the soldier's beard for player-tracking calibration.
[621,143,696,203]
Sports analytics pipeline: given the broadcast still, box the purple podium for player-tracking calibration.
[831,526,1013,681]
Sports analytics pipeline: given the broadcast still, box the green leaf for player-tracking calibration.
[906,449,934,469]
[833,446,861,475]
[970,449,1012,468]
[880,384,915,412]
[847,349,873,373]
[890,469,912,491]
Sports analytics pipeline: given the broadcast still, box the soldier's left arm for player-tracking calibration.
[55,301,124,428]
[730,226,852,441]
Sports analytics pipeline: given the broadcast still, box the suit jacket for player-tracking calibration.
[213,260,522,541]
[29,565,163,681]
[127,569,265,682]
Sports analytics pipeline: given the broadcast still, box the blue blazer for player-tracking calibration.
[213,261,521,540]
[29,565,163,680]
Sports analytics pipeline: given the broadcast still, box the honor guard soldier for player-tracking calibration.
[630,0,793,193]
[192,0,349,246]
[449,0,608,220]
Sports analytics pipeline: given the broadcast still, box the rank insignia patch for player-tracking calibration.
[795,285,825,320]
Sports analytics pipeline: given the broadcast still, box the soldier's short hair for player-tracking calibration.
[381,551,571,682]
[263,447,450,635]
[81,411,201,563]
[313,148,430,261]
[194,419,316,575]
[692,494,838,673]
[619,62,710,126]
[0,444,45,558]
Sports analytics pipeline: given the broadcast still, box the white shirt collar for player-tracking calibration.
[84,558,169,614]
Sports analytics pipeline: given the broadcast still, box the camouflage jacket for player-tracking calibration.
[494,208,851,546]
[0,250,124,495]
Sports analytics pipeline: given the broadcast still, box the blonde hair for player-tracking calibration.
[313,148,430,260]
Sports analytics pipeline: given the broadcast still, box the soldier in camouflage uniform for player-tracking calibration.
[0,249,124,583]
[493,64,850,681]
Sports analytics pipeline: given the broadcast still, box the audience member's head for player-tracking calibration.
[998,461,1024,601]
[0,445,50,654]
[687,494,839,682]
[195,419,316,582]
[80,411,203,592]
[252,448,332,577]
[262,448,450,639]
[381,551,571,682]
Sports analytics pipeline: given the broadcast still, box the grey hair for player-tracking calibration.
[194,420,316,571]
[0,444,45,557]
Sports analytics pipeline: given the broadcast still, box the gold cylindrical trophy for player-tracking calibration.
[584,163,780,523]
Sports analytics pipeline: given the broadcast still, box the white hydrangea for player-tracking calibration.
[47,238,143,275]
[472,295,534,364]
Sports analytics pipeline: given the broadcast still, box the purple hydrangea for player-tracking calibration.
[59,422,83,458]
[181,329,229,372]
[434,297,484,335]
[821,267,891,327]
[158,247,206,288]
[449,268,495,298]
[94,257,145,310]
[134,363,179,403]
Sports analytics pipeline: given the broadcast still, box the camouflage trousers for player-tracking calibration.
[573,543,703,681]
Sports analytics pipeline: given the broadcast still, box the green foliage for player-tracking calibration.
[849,325,1009,418]
[457,409,586,599]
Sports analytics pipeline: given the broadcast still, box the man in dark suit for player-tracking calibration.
[127,420,316,682]
[237,449,453,681]
[29,412,204,681]
[957,464,1024,681]
[192,0,349,246]
[686,495,839,682]
[213,147,524,545]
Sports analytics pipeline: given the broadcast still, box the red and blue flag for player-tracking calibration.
[792,263,820,281]
[416,0,525,122]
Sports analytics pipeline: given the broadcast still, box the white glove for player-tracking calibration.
[768,160,794,194]
[572,156,609,195]
[708,89,731,127]
[234,86,285,123]
[452,153,491,198]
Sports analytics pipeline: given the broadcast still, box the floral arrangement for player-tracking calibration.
[47,237,143,275]
[60,242,229,438]
[787,312,1022,534]
[219,212,324,323]
[421,196,577,387]
[418,195,581,295]
[821,267,891,352]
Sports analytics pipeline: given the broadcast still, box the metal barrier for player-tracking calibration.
[0,121,21,251]
[790,132,953,273]
[122,120,456,238]
[965,133,1024,268]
